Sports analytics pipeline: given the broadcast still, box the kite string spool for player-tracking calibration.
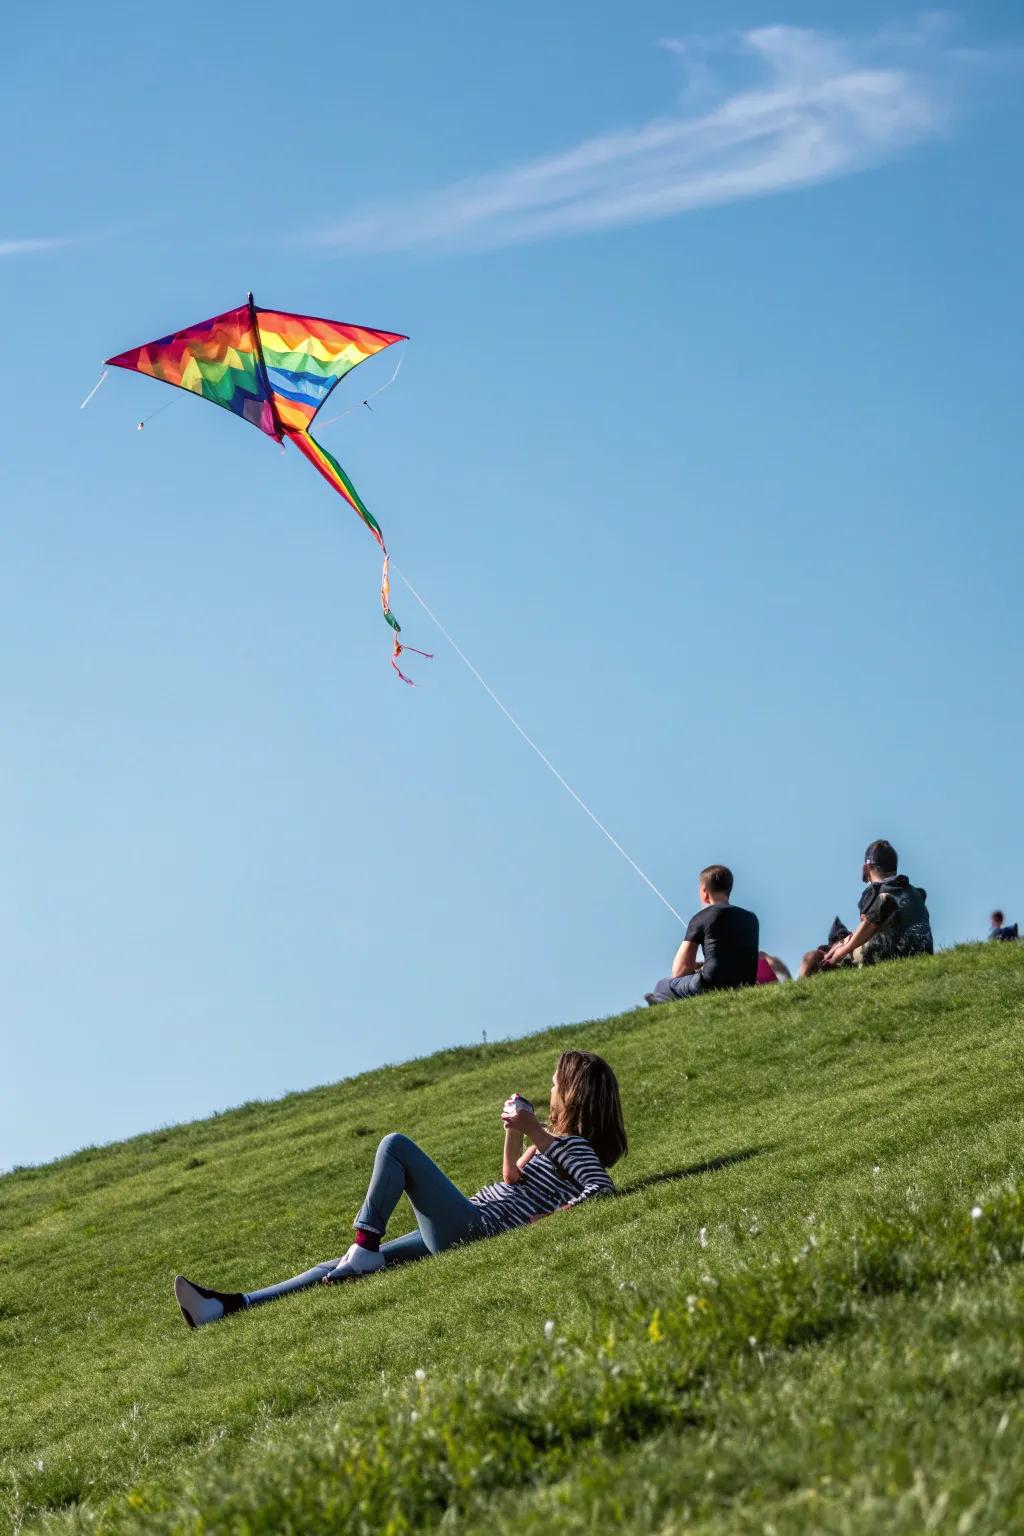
[392,563,685,926]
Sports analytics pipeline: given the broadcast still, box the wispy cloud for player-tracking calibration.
[0,235,74,257]
[311,21,964,255]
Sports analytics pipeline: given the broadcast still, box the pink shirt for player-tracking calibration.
[756,954,779,985]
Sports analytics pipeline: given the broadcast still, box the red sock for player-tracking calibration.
[353,1229,381,1252]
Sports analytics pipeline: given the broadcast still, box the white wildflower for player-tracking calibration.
[414,1368,426,1382]
[971,1205,983,1221]
[544,1319,556,1341]
[748,1336,757,1347]
[873,1164,881,1175]
[699,1227,708,1249]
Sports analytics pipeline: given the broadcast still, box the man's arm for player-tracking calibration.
[826,884,897,966]
[671,937,700,979]
[824,917,878,966]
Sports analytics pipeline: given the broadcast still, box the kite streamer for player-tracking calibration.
[104,295,426,678]
[79,370,108,410]
[286,430,432,681]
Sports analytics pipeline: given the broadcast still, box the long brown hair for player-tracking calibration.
[549,1050,627,1168]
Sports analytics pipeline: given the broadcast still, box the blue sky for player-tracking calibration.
[3,3,1022,1170]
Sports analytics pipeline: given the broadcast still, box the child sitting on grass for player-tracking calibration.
[645,864,760,1004]
[173,1050,627,1329]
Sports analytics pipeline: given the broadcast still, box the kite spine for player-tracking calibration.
[247,293,283,442]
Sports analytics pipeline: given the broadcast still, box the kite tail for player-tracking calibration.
[381,554,433,684]
[287,429,431,682]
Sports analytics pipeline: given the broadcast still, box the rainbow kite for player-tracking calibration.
[106,294,427,681]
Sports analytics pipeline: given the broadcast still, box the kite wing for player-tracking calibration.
[253,307,404,435]
[106,301,280,438]
[106,295,426,681]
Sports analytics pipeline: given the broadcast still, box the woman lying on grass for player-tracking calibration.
[174,1049,627,1329]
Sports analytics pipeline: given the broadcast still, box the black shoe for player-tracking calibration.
[174,1274,245,1329]
[644,993,662,1006]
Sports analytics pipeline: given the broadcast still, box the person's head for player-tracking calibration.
[991,910,1004,929]
[698,864,734,906]
[548,1049,627,1167]
[862,839,898,883]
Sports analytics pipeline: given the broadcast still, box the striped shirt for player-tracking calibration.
[470,1135,614,1236]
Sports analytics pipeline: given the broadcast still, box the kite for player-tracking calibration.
[95,299,693,926]
[105,294,428,681]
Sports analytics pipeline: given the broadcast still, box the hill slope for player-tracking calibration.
[3,943,1024,1534]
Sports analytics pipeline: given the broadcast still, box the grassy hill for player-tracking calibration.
[3,943,1024,1534]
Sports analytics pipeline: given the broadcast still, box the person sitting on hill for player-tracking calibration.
[800,917,853,978]
[818,839,933,970]
[988,910,1019,942]
[756,952,792,984]
[645,864,759,1004]
[172,1049,627,1329]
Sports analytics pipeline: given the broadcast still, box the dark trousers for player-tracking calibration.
[650,972,704,1002]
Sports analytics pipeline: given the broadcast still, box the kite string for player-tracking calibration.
[79,370,108,410]
[391,563,686,926]
[137,396,180,429]
[317,347,406,431]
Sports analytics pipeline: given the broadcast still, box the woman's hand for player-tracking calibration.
[501,1107,543,1138]
[502,1108,555,1153]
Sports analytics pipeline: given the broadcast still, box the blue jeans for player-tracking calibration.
[244,1134,487,1307]
[355,1133,488,1255]
[650,971,704,1001]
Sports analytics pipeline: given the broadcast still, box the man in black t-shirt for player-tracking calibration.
[645,865,759,1004]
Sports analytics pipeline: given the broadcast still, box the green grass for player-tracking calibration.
[3,942,1024,1534]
